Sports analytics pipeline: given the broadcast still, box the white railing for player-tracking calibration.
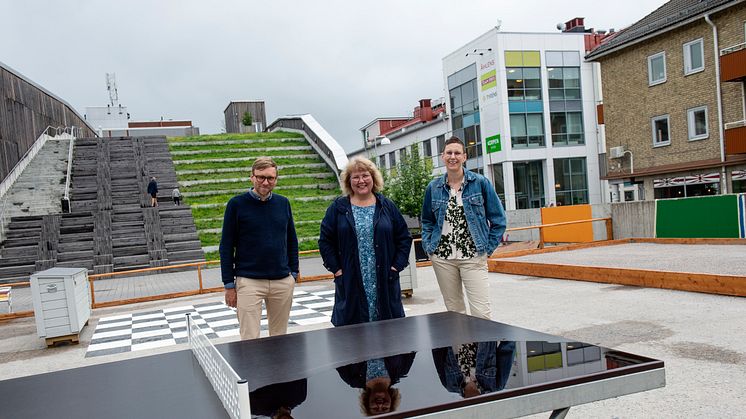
[267,115,349,184]
[0,125,81,243]
[720,42,746,56]
[63,133,76,207]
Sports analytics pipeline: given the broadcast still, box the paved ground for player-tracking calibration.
[1,260,745,417]
[6,256,332,312]
[505,242,746,275]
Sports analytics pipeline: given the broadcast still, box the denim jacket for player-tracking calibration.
[432,341,516,394]
[421,169,506,256]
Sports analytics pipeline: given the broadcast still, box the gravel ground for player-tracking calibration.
[1,264,745,418]
[504,243,746,276]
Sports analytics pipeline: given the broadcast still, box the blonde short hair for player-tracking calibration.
[251,157,278,174]
[340,157,384,196]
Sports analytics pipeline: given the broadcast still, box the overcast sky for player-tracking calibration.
[2,0,664,152]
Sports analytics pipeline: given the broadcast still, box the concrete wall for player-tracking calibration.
[591,203,612,240]
[505,208,542,241]
[610,200,656,239]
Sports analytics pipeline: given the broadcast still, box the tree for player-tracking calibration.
[241,111,253,127]
[384,143,433,229]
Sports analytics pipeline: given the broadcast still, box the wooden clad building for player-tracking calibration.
[224,100,267,133]
[0,60,96,182]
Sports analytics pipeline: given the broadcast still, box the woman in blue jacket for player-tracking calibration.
[319,157,412,327]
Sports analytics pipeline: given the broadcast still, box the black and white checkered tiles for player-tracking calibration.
[85,289,335,358]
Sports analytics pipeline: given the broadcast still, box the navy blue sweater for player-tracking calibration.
[219,192,299,286]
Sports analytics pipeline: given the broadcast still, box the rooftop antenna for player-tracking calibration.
[106,73,119,107]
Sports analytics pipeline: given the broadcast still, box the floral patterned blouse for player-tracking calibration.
[434,182,477,259]
[352,204,378,321]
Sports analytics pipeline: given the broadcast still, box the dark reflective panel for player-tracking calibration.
[247,339,657,418]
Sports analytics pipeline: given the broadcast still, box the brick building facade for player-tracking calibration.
[587,0,746,201]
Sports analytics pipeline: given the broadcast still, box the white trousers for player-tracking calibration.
[430,254,491,320]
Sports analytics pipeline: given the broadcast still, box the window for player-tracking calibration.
[388,151,396,168]
[423,139,433,157]
[566,343,602,366]
[436,135,446,154]
[683,39,704,75]
[507,68,542,101]
[687,106,708,140]
[554,157,589,206]
[651,115,670,146]
[547,67,581,100]
[648,52,666,85]
[510,113,545,148]
[527,341,562,372]
[550,111,584,145]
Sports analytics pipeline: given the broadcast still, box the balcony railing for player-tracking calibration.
[720,42,746,82]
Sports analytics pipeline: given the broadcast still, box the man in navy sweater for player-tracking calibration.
[220,157,299,340]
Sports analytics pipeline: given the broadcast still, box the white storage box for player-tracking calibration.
[30,267,90,340]
[399,245,418,297]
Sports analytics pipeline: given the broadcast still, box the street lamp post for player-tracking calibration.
[372,135,391,165]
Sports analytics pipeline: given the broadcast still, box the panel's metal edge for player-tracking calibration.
[412,367,666,419]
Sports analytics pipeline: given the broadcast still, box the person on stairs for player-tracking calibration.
[147,176,158,207]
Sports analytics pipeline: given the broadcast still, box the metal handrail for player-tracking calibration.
[63,126,77,203]
[0,125,56,201]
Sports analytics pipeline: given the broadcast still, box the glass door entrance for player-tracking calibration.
[513,161,545,209]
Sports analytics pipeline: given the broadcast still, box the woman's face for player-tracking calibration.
[350,169,373,196]
[366,379,393,414]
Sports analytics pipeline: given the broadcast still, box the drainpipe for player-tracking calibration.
[705,14,728,194]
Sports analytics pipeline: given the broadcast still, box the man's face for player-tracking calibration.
[251,166,278,197]
[441,143,466,171]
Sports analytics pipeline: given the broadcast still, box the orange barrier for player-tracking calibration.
[540,204,594,243]
[505,217,612,249]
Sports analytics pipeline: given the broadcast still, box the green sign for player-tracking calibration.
[485,134,501,153]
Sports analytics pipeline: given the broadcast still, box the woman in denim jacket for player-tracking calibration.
[421,137,506,319]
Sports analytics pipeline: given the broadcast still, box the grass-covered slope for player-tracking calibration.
[169,132,340,260]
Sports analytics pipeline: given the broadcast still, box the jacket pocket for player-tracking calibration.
[468,194,486,217]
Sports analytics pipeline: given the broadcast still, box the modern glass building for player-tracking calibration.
[442,26,606,210]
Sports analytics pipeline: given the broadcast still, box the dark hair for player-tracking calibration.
[444,136,466,155]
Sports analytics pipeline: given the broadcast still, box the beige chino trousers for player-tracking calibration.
[430,254,491,320]
[235,275,294,340]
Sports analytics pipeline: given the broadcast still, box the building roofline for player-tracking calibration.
[223,100,265,114]
[0,60,98,133]
[586,0,743,60]
[359,117,409,132]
